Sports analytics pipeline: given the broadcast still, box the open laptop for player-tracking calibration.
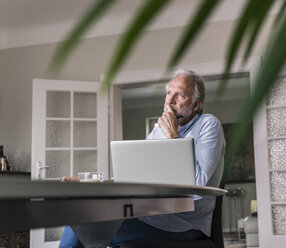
[110,138,196,186]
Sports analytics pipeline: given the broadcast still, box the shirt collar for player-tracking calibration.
[179,113,201,137]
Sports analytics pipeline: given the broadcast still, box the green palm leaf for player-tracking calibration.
[220,14,286,187]
[274,0,286,26]
[102,0,171,89]
[242,0,275,62]
[48,0,116,74]
[47,0,286,190]
[167,0,221,70]
[216,0,261,98]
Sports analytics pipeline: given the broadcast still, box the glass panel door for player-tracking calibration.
[45,91,71,180]
[31,79,108,248]
[73,91,98,175]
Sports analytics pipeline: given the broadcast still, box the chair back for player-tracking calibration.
[210,195,224,248]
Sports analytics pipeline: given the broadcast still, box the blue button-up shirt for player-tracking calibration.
[139,113,225,236]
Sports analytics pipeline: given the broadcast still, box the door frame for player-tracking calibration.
[107,57,261,142]
[107,58,279,244]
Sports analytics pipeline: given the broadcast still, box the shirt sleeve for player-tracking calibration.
[195,118,225,186]
[147,125,156,140]
[147,124,167,140]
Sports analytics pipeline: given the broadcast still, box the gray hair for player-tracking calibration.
[165,69,206,114]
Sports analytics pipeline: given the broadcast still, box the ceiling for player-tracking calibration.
[0,0,142,30]
[0,0,281,49]
[0,0,249,49]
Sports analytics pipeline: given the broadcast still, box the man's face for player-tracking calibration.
[164,76,196,126]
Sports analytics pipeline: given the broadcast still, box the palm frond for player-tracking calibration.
[167,0,221,70]
[102,0,171,89]
[242,0,275,62]
[48,0,116,74]
[216,0,261,98]
[220,14,286,187]
[274,0,286,26]
[46,0,286,190]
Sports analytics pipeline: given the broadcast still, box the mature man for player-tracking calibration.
[59,69,225,248]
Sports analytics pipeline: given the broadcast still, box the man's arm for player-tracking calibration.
[194,118,225,186]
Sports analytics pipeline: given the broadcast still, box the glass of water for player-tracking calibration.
[78,172,105,182]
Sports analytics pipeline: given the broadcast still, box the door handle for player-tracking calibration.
[36,161,51,179]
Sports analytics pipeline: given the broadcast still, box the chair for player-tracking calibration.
[119,195,224,248]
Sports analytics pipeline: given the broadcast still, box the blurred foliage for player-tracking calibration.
[49,0,286,188]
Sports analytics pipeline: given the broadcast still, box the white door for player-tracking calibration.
[30,79,109,247]
[253,70,286,247]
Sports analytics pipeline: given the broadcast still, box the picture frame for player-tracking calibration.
[145,117,159,138]
[223,123,255,183]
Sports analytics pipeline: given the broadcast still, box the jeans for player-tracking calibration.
[59,218,204,248]
[59,225,84,248]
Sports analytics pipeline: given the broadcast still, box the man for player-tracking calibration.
[59,69,225,247]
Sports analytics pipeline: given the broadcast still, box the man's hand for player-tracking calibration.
[158,104,180,139]
[61,176,79,182]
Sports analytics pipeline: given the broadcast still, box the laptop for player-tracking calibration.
[110,138,196,186]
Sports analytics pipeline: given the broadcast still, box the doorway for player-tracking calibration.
[119,72,256,243]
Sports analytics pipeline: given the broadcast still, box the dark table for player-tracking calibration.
[0,181,226,247]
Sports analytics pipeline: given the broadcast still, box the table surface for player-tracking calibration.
[0,180,226,199]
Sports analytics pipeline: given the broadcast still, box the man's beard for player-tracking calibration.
[171,103,194,120]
